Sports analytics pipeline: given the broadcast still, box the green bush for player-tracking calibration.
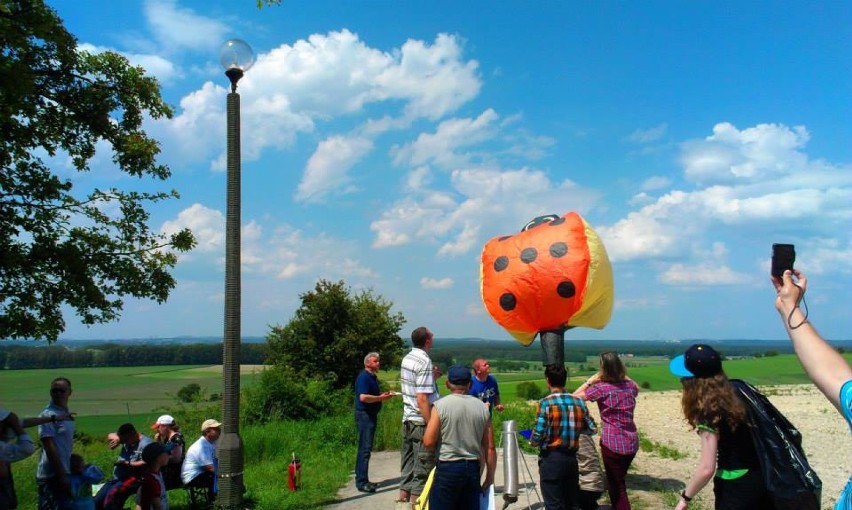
[177,383,203,402]
[243,366,349,423]
[516,381,544,400]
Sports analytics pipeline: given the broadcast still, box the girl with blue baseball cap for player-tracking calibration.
[669,344,772,510]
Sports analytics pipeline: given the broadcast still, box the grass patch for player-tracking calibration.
[11,413,358,510]
[638,433,687,460]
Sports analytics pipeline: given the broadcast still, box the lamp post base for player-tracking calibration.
[216,431,245,509]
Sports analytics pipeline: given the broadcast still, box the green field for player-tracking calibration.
[377,352,847,400]
[2,354,841,434]
[0,364,264,434]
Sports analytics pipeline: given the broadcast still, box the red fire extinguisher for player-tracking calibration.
[287,452,302,491]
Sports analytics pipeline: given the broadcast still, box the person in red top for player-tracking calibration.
[574,351,639,510]
[135,442,168,510]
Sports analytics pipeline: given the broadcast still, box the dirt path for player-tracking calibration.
[325,449,552,510]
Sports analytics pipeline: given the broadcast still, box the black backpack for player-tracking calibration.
[731,379,822,510]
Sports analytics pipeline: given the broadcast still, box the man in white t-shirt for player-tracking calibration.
[181,419,221,502]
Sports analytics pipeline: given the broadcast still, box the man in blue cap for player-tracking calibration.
[423,365,496,510]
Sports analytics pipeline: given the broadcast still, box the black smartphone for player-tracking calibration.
[771,243,795,278]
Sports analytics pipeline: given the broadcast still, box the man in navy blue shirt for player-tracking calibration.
[354,352,396,493]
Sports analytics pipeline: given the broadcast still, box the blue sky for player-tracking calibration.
[50,0,852,343]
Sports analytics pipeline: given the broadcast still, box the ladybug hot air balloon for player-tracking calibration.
[480,212,614,366]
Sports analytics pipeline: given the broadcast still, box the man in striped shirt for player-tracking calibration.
[530,364,596,510]
[398,326,438,505]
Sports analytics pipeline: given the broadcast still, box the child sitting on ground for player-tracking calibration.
[135,442,169,510]
[68,453,104,510]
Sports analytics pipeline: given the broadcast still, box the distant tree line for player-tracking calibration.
[428,338,812,367]
[0,342,267,370]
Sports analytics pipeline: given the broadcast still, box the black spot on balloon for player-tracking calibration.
[494,256,509,272]
[548,217,565,226]
[549,242,568,258]
[520,247,537,263]
[498,235,512,241]
[499,293,517,311]
[557,281,576,298]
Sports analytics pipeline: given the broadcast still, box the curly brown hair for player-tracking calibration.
[599,351,626,383]
[680,372,747,431]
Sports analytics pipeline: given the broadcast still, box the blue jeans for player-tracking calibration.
[429,460,480,510]
[355,410,377,487]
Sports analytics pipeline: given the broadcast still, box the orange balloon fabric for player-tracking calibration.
[480,212,614,345]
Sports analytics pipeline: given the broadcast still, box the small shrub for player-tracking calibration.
[177,383,202,403]
[243,366,348,423]
[516,381,543,400]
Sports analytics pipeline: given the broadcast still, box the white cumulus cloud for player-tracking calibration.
[600,121,852,267]
[157,30,481,174]
[392,109,499,169]
[681,122,810,183]
[660,263,750,286]
[420,277,455,289]
[296,135,374,202]
[371,167,600,255]
[161,203,224,254]
[144,0,228,52]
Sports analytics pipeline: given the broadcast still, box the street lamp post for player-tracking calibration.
[218,38,255,510]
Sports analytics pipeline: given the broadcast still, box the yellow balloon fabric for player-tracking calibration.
[479,212,613,346]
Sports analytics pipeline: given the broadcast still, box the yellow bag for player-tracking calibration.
[412,467,436,510]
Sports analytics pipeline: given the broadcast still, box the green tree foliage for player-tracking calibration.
[266,279,406,389]
[177,383,203,403]
[488,360,528,372]
[429,351,454,370]
[0,0,195,341]
[516,381,544,400]
[243,366,349,423]
[0,342,267,369]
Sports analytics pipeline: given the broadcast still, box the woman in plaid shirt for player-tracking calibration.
[574,351,639,510]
